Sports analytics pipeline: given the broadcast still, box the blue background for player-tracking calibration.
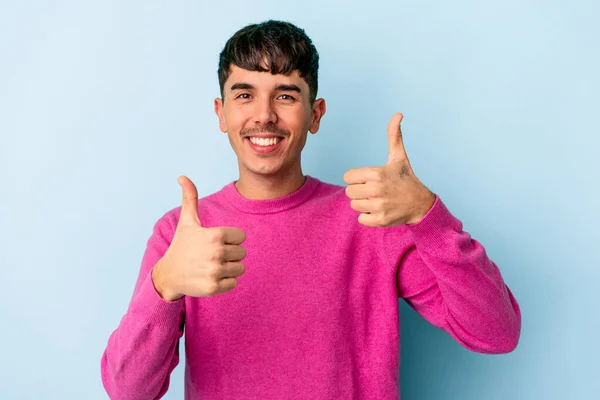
[1,1,598,399]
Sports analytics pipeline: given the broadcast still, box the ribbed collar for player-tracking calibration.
[220,175,320,215]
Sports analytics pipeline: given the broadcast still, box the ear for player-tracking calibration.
[308,98,326,134]
[214,98,227,133]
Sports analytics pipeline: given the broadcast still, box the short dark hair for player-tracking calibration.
[218,20,319,104]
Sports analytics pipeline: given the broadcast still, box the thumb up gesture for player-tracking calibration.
[343,113,436,227]
[152,176,247,301]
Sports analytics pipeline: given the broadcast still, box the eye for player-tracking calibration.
[236,93,251,99]
[278,94,295,101]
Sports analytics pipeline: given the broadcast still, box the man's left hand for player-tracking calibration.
[343,113,436,227]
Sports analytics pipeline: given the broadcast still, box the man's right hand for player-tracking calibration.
[151,176,247,301]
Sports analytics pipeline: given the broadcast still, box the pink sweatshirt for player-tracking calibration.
[101,175,521,400]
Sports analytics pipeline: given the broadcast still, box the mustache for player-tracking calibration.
[240,124,290,137]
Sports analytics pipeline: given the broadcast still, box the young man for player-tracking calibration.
[101,20,521,400]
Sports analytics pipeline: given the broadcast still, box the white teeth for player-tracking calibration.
[249,137,281,147]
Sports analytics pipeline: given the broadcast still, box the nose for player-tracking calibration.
[254,98,277,126]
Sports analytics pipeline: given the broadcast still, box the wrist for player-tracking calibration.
[407,191,436,225]
[151,259,184,302]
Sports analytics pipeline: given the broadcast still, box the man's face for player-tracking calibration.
[214,65,325,177]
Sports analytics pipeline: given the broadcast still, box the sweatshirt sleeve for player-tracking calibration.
[386,194,521,354]
[101,210,186,400]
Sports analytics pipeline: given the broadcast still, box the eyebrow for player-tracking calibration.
[229,82,302,93]
[230,82,254,91]
[274,84,302,93]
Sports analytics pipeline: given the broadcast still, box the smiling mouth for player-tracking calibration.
[245,136,284,153]
[247,137,283,147]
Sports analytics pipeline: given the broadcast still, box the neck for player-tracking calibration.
[235,164,306,200]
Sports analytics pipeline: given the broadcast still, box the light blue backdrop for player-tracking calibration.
[1,1,598,399]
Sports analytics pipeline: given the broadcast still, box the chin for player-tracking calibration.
[246,162,288,177]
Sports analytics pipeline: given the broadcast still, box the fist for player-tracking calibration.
[152,176,247,300]
[343,113,436,227]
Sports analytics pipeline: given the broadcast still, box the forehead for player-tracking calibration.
[226,65,306,90]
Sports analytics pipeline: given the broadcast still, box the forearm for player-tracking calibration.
[396,195,521,353]
[410,240,521,353]
[101,271,185,400]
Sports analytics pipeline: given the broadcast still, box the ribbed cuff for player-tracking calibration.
[404,194,462,251]
[131,270,185,328]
